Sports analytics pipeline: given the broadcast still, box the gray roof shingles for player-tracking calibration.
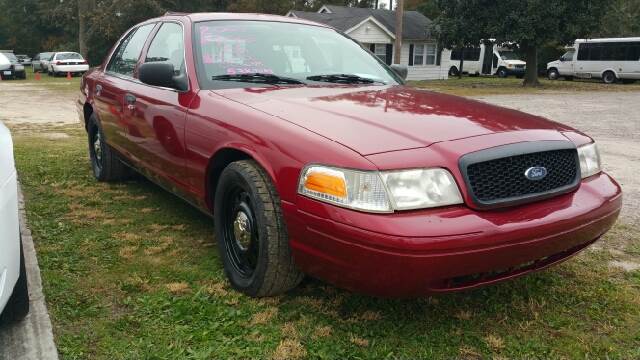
[289,5,433,40]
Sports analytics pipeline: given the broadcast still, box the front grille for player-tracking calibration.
[515,64,525,69]
[460,143,580,208]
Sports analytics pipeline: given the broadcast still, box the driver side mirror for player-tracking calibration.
[559,57,566,62]
[390,64,408,80]
[138,62,188,91]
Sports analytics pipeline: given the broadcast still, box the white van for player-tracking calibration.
[547,38,640,84]
[447,43,526,78]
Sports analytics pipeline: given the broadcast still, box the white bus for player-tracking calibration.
[547,37,640,84]
[447,42,526,78]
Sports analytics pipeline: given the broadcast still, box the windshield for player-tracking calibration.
[194,21,401,88]
[499,51,520,60]
[57,53,83,60]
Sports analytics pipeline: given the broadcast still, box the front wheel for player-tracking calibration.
[87,114,131,182]
[497,68,508,78]
[602,71,617,84]
[547,68,559,80]
[448,66,459,77]
[214,160,303,297]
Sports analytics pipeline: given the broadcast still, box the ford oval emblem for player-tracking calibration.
[524,166,548,181]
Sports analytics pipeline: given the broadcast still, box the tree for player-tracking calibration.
[435,0,489,78]
[435,0,612,86]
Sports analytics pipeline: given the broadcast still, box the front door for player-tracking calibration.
[123,22,193,196]
[94,23,156,157]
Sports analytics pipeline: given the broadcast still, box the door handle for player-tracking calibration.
[125,93,136,105]
[95,84,102,96]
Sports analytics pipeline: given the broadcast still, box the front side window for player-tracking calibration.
[499,51,519,60]
[561,50,575,61]
[107,23,155,77]
[194,21,401,89]
[145,22,185,75]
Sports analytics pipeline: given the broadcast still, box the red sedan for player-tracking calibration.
[77,12,621,297]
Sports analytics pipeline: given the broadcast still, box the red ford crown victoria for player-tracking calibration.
[77,12,622,297]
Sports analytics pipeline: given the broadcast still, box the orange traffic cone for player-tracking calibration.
[35,72,41,80]
[66,72,72,80]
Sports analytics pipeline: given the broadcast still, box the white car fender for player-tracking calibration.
[0,121,20,314]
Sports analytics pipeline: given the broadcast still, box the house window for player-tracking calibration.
[374,44,387,62]
[426,44,437,65]
[412,43,436,66]
[413,44,424,65]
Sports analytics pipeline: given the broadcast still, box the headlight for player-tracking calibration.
[577,142,601,179]
[381,169,463,210]
[507,64,513,68]
[298,165,462,213]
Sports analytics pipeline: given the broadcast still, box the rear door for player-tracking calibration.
[122,21,193,196]
[93,23,155,157]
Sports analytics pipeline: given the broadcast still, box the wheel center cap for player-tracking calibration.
[233,211,251,250]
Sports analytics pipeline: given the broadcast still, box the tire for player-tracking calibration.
[547,68,559,80]
[497,68,508,78]
[87,114,131,182]
[448,66,459,77]
[214,160,303,297]
[602,71,617,84]
[0,236,30,325]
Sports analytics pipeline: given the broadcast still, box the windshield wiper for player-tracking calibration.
[306,74,384,84]
[211,73,304,85]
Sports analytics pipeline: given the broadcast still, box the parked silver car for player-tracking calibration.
[32,52,54,73]
[16,55,32,66]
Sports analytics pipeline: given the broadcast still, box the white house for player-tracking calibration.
[286,5,449,81]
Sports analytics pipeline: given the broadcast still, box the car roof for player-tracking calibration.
[143,12,332,29]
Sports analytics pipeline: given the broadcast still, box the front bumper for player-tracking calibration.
[505,67,525,75]
[284,172,621,297]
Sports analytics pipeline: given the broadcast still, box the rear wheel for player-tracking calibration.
[448,66,459,77]
[547,68,559,80]
[0,236,30,325]
[602,71,617,84]
[88,114,131,182]
[214,160,303,297]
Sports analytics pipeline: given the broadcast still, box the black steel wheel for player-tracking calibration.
[214,160,303,297]
[221,184,260,278]
[87,114,130,182]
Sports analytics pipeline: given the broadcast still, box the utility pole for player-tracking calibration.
[393,0,403,64]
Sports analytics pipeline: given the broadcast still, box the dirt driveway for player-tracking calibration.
[474,91,640,226]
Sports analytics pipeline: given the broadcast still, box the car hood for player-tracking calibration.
[214,85,574,155]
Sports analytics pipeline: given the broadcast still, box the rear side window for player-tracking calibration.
[107,23,155,77]
[145,22,185,75]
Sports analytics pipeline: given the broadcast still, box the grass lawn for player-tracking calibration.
[410,76,640,96]
[10,124,640,359]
